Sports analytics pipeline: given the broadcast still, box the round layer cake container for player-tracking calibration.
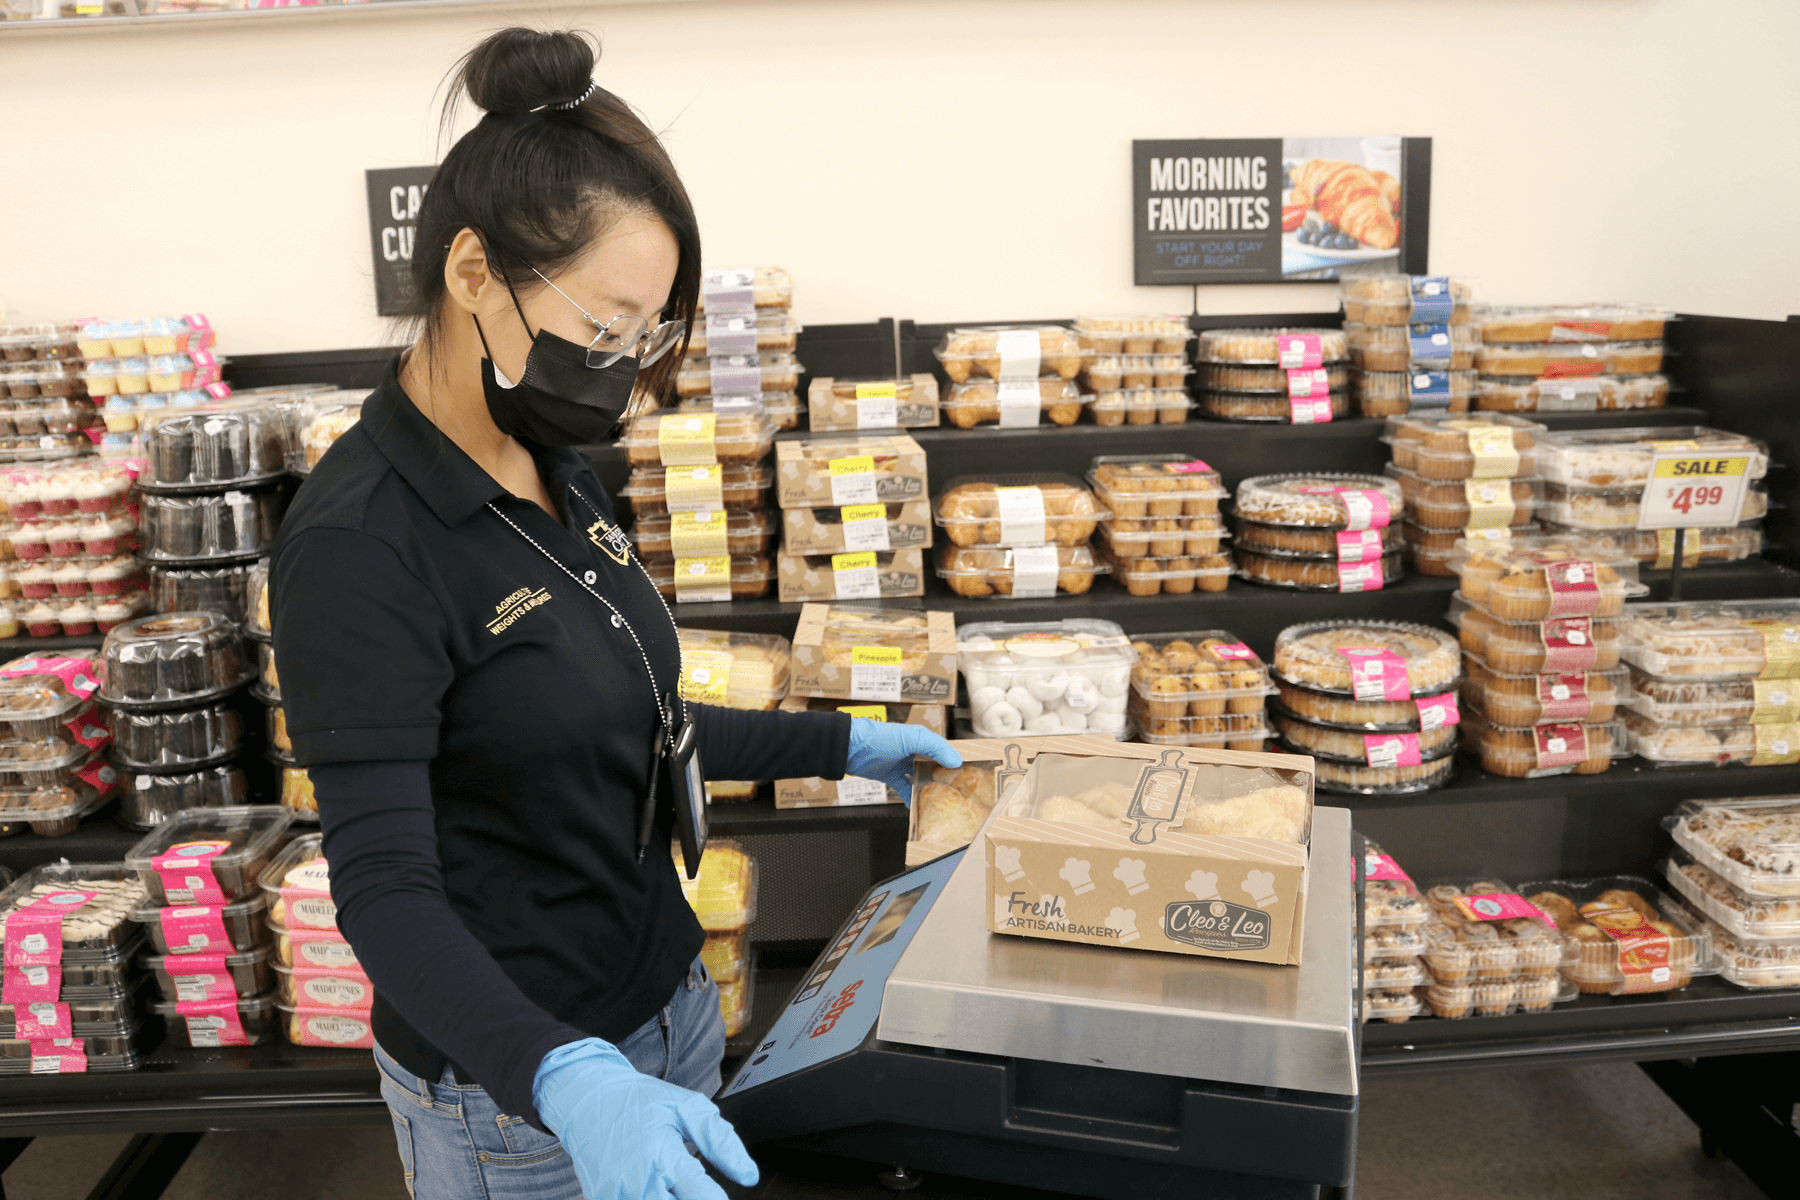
[1100,546,1230,597]
[619,462,771,516]
[143,944,274,1005]
[676,838,756,933]
[1472,373,1672,414]
[1620,667,1761,727]
[1663,851,1800,943]
[934,474,1106,548]
[1236,546,1402,592]
[1128,709,1269,749]
[244,560,272,640]
[101,611,253,709]
[1234,518,1397,558]
[1197,389,1351,424]
[1360,985,1426,1024]
[685,311,801,356]
[1080,353,1192,392]
[1537,520,1763,568]
[1540,479,1768,531]
[1233,473,1402,530]
[0,653,102,737]
[1198,362,1349,393]
[1306,751,1456,797]
[1270,672,1461,734]
[1339,276,1478,326]
[1270,703,1458,760]
[695,266,794,313]
[0,773,114,837]
[0,864,148,960]
[257,832,337,932]
[1461,708,1626,779]
[1272,620,1461,699]
[1071,314,1192,355]
[618,408,777,467]
[679,391,802,432]
[629,508,776,559]
[1384,412,1546,480]
[938,544,1108,604]
[1086,455,1226,519]
[674,353,801,400]
[1097,512,1227,560]
[672,628,791,712]
[152,989,279,1047]
[111,702,244,770]
[131,890,273,957]
[1621,711,1773,768]
[272,961,372,1011]
[1344,322,1480,371]
[959,619,1136,740]
[1532,426,1769,490]
[1383,462,1541,531]
[1478,304,1673,345]
[1194,327,1348,365]
[140,404,288,492]
[1618,598,1800,682]
[148,560,263,626]
[0,1025,150,1074]
[0,974,148,1040]
[269,918,358,972]
[941,379,1086,429]
[1680,907,1800,990]
[1447,532,1644,619]
[140,489,286,564]
[1516,874,1717,995]
[1447,593,1623,676]
[930,325,1085,383]
[1127,630,1274,713]
[114,762,252,832]
[701,927,749,984]
[124,805,295,906]
[1460,655,1626,727]
[640,553,774,602]
[1083,387,1191,427]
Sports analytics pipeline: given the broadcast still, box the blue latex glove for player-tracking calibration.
[846,716,962,806]
[534,1037,757,1200]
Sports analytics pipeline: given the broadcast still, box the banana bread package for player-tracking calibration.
[774,698,949,809]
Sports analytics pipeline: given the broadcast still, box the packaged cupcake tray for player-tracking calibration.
[0,322,82,363]
[959,619,1135,740]
[1448,595,1622,676]
[0,654,103,737]
[124,805,296,906]
[1085,388,1192,426]
[1087,455,1226,519]
[100,612,254,710]
[0,774,115,837]
[1460,656,1625,727]
[1519,875,1715,994]
[114,763,251,832]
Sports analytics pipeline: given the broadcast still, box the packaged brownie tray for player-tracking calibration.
[0,1026,150,1073]
[1518,875,1715,995]
[1663,851,1800,942]
[124,805,295,906]
[1666,797,1800,898]
[132,890,272,957]
[144,944,275,1005]
[0,974,148,1039]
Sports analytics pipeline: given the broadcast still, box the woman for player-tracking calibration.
[270,28,959,1200]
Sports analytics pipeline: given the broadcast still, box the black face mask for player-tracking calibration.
[474,286,640,447]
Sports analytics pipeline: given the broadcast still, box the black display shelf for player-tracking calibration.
[0,802,143,877]
[0,632,104,655]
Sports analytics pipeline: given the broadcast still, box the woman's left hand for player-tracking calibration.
[846,718,962,806]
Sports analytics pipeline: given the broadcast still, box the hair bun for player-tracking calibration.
[456,27,597,117]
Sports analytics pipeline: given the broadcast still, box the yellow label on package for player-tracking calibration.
[850,645,902,666]
[1462,478,1516,530]
[854,383,898,401]
[672,555,731,603]
[1752,679,1800,724]
[836,705,887,720]
[828,454,879,505]
[1653,528,1701,570]
[657,413,717,466]
[668,509,729,558]
[829,455,875,476]
[841,504,886,524]
[848,645,903,701]
[832,552,878,572]
[1462,426,1521,479]
[1741,620,1800,679]
[679,648,735,704]
[663,464,723,513]
[1751,722,1800,766]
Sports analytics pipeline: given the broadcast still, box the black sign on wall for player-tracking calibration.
[366,166,437,316]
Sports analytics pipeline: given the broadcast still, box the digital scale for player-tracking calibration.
[718,807,1359,1200]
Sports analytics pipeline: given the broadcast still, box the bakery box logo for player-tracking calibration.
[875,476,923,501]
[879,567,921,592]
[902,673,952,701]
[486,586,552,635]
[1163,898,1271,952]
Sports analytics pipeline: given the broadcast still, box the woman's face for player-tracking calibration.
[479,210,679,382]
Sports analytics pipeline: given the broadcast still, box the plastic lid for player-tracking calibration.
[101,612,251,709]
[123,805,295,883]
[1666,798,1800,897]
[1072,314,1192,337]
[1234,473,1403,529]
[932,326,1084,366]
[144,943,272,971]
[1272,620,1461,698]
[956,618,1133,665]
[0,653,101,723]
[139,400,288,492]
[678,839,756,931]
[686,311,801,355]
[675,628,791,710]
[1478,304,1674,341]
[1194,327,1348,365]
[695,266,793,311]
[140,490,283,564]
[257,831,327,899]
[1087,455,1226,498]
[1664,851,1800,942]
[150,990,276,1019]
[128,887,271,926]
[640,554,774,588]
[811,605,934,652]
[1618,599,1800,681]
[1535,426,1769,488]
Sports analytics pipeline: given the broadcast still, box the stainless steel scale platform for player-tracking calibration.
[718,807,1359,1200]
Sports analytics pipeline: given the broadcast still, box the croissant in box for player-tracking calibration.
[937,482,1100,547]
[937,328,1083,383]
[937,545,1097,598]
[943,380,1083,428]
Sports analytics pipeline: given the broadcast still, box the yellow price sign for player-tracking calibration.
[1636,452,1754,531]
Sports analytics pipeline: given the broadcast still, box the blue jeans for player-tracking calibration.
[374,958,725,1199]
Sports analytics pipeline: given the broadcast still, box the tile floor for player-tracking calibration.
[4,1061,1771,1200]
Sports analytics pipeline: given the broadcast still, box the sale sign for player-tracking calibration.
[1636,451,1755,531]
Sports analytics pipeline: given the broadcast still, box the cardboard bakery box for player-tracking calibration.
[774,699,948,808]
[788,603,957,707]
[981,739,1314,965]
[904,736,1048,866]
[781,500,934,555]
[775,434,929,510]
[807,374,941,432]
[776,549,927,604]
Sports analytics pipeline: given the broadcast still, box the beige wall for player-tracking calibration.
[3,0,1796,354]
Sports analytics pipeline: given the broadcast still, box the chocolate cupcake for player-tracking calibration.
[112,702,244,768]
[100,612,248,708]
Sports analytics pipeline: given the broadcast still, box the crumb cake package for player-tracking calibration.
[787,604,958,707]
[981,738,1313,965]
[773,698,948,809]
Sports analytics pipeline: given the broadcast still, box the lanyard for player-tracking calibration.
[485,490,685,732]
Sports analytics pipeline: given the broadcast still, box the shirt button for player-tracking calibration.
[583,570,597,584]
[611,614,623,628]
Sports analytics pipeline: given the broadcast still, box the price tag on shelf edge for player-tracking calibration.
[1636,451,1754,531]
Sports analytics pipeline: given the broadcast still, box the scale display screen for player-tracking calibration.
[720,847,966,1098]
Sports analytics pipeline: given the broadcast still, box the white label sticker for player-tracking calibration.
[848,664,902,702]
[995,330,1041,379]
[856,395,897,430]
[840,511,891,552]
[1009,545,1060,599]
[995,486,1049,547]
[833,562,882,601]
[835,776,890,806]
[828,465,878,507]
[996,381,1041,428]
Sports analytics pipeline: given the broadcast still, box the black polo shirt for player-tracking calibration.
[270,360,848,1092]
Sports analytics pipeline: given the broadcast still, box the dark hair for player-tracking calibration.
[410,28,698,403]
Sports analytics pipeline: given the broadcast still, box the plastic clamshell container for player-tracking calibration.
[124,805,296,905]
[131,890,272,956]
[675,353,801,400]
[1384,464,1541,531]
[1353,369,1476,404]
[1129,710,1268,749]
[0,975,147,1039]
[1364,846,1431,930]
[1537,522,1762,569]
[1344,322,1479,371]
[153,990,279,1047]
[938,545,1105,602]
[1081,353,1192,391]
[1310,753,1456,798]
[0,1027,147,1074]
[1474,341,1665,377]
[1450,534,1644,620]
[1663,851,1800,942]
[101,611,252,710]
[143,945,274,1004]
[1621,668,1758,727]
[1462,708,1624,778]
[1479,304,1673,345]
[269,920,360,972]
[934,474,1105,548]
[1071,314,1193,354]
[1421,969,1573,1019]
[1098,512,1227,559]
[1363,924,1428,962]
[685,311,801,356]
[1199,363,1348,393]
[1621,711,1774,768]
[1448,594,1623,676]
[0,653,100,735]
[1233,473,1403,529]
[1666,798,1800,898]
[1198,390,1352,424]
[1361,986,1426,1023]
[1087,455,1226,519]
[1472,373,1671,413]
[1271,710,1454,765]
[1384,413,1545,479]
[941,379,1085,428]
[1100,546,1230,597]
[677,839,756,932]
[1618,599,1800,682]
[1518,874,1716,995]
[1541,480,1768,531]
[1418,883,1569,980]
[959,619,1135,740]
[629,508,775,558]
[1084,387,1193,427]
[257,833,336,931]
[931,326,1085,383]
[1684,908,1800,989]
[1271,670,1461,734]
[618,408,776,467]
[34,933,148,994]
[1533,426,1769,490]
[701,928,748,984]
[641,553,774,601]
[1339,276,1478,325]
[1128,631,1273,714]
[619,462,771,516]
[285,390,367,476]
[1194,327,1347,365]
[1461,655,1625,727]
[0,774,113,836]
[0,864,148,959]
[673,628,791,712]
[679,391,802,432]
[695,266,793,313]
[1272,620,1462,698]
[271,962,372,1010]
[278,1001,377,1048]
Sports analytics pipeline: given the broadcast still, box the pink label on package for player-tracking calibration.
[3,963,61,1005]
[164,954,238,1004]
[1543,558,1602,618]
[203,382,232,400]
[1337,648,1412,701]
[4,892,96,968]
[1336,529,1383,562]
[1336,489,1392,532]
[1453,892,1556,928]
[1363,733,1422,769]
[1338,560,1384,593]
[1207,642,1256,662]
[1537,674,1592,721]
[76,759,117,797]
[64,710,109,751]
[160,906,232,954]
[83,428,104,446]
[13,1001,71,1039]
[1286,367,1331,398]
[181,313,215,350]
[288,1008,375,1048]
[1362,850,1413,884]
[153,841,232,905]
[0,656,100,699]
[30,1038,87,1074]
[288,928,361,971]
[1170,460,1214,474]
[1277,334,1324,369]
[1415,692,1461,731]
[1289,395,1333,425]
[1542,618,1599,673]
[176,997,249,1047]
[1534,723,1590,770]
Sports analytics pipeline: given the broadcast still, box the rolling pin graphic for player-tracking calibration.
[994,743,1029,805]
[1127,749,1190,845]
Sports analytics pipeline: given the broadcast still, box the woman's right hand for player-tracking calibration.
[534,1038,759,1199]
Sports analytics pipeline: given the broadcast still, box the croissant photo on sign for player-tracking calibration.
[1280,135,1404,276]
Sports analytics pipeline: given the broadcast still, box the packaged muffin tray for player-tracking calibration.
[1129,632,1273,712]
[1087,456,1225,519]
[942,379,1085,428]
[618,408,777,467]
[1384,466,1540,531]
[1462,708,1624,778]
[1345,322,1479,371]
[1667,797,1800,898]
[933,326,1085,383]
[0,864,148,960]
[1450,534,1642,620]
[1340,276,1477,326]
[1385,413,1544,480]
[1450,597,1621,677]
[1131,708,1268,750]
[1099,512,1226,559]
[674,353,801,400]
[1461,655,1624,727]
[1519,875,1715,995]
[1081,354,1191,391]
[124,805,295,906]
[1663,851,1800,943]
[935,476,1103,548]
[1199,389,1352,425]
[938,544,1101,600]
[1194,327,1347,365]
[1618,599,1800,681]
[1479,304,1672,344]
[1533,426,1769,490]
[1102,546,1229,596]
[1071,314,1192,354]
[629,508,775,558]
[1472,374,1670,413]
[1234,473,1401,531]
[1085,388,1192,426]
[960,619,1134,740]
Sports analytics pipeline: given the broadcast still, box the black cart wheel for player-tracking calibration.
[877,1165,925,1192]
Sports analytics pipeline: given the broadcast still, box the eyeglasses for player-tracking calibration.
[532,269,685,369]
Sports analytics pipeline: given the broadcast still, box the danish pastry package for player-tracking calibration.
[807,375,941,432]
[775,435,928,510]
[981,739,1314,965]
[774,698,948,809]
[787,603,957,706]
[776,549,926,603]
